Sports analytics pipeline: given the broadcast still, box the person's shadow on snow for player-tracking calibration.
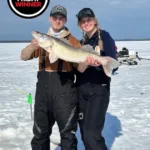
[77,112,122,150]
[53,112,122,150]
[103,112,123,150]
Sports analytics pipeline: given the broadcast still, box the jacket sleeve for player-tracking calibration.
[20,40,40,61]
[102,31,117,60]
[102,31,119,73]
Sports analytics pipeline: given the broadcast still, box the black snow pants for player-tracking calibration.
[77,83,110,150]
[31,71,78,150]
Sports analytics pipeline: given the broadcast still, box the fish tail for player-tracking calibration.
[102,57,119,77]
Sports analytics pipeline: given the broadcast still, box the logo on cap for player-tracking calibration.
[56,6,63,11]
[7,0,50,19]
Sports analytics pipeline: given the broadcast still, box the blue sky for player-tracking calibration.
[1,0,150,40]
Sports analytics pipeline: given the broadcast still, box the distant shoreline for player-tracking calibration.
[0,39,150,43]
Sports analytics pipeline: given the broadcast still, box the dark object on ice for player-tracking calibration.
[136,52,150,61]
[127,60,138,65]
[112,67,118,74]
[117,47,138,65]
[117,47,129,57]
[117,47,150,66]
[117,47,131,58]
[119,60,138,65]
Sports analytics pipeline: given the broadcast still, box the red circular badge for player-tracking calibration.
[7,0,50,19]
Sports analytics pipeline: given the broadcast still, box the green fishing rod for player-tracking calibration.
[15,87,33,120]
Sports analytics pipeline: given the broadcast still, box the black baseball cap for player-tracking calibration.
[76,8,95,21]
[50,5,67,18]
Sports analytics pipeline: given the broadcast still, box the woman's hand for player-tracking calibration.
[84,56,101,66]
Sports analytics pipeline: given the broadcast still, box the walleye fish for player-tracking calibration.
[32,31,119,77]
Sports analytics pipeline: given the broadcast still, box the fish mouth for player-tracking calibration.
[32,31,38,35]
[32,31,39,39]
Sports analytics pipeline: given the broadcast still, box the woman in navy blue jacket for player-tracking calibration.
[75,8,117,150]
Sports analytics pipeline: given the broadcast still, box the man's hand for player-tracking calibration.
[31,38,40,50]
[84,56,101,66]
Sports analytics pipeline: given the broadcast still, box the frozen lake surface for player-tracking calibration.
[0,41,150,150]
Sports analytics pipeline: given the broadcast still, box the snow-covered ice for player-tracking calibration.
[0,41,150,150]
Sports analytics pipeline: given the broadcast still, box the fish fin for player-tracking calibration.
[95,46,101,55]
[103,64,112,77]
[82,44,94,51]
[43,46,51,53]
[59,38,72,46]
[49,51,58,63]
[102,57,120,77]
[82,45,99,54]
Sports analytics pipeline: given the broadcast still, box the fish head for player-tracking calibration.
[32,31,53,48]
